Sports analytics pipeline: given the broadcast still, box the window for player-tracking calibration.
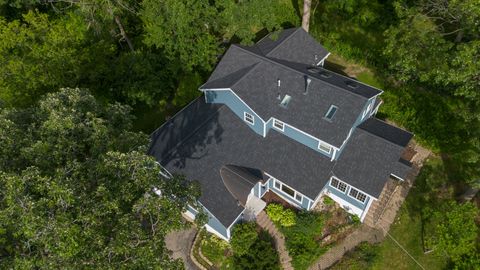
[318,141,332,154]
[330,178,347,193]
[295,193,303,202]
[274,179,281,189]
[349,188,367,203]
[244,112,254,125]
[281,184,295,197]
[273,119,284,131]
[324,105,337,121]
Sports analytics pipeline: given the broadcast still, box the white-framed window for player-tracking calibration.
[274,179,281,189]
[330,177,347,193]
[348,187,367,203]
[318,141,332,154]
[273,119,284,131]
[324,105,338,121]
[244,112,254,125]
[273,179,303,203]
[295,193,303,203]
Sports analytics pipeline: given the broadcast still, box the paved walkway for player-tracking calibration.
[257,211,294,270]
[165,227,198,270]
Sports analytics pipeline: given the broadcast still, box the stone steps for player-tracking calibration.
[256,211,294,270]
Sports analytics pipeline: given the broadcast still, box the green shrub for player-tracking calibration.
[266,203,283,222]
[350,214,361,225]
[230,222,258,256]
[233,230,280,270]
[323,196,334,205]
[281,209,296,227]
[266,203,296,227]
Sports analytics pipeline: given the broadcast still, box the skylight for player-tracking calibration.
[280,95,291,108]
[324,105,337,120]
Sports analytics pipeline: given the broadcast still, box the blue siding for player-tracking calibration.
[325,186,369,210]
[266,119,334,159]
[187,204,229,239]
[267,179,312,209]
[205,90,264,136]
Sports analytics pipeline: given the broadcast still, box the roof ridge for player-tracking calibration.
[199,62,259,89]
[233,44,374,100]
[264,27,303,56]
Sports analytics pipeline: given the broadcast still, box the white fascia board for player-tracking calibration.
[316,52,331,66]
[266,117,341,150]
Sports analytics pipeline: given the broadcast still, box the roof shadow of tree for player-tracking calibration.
[147,96,224,170]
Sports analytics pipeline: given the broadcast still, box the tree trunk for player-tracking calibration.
[302,0,312,32]
[114,15,134,52]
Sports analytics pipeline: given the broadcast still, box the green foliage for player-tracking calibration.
[230,222,258,256]
[350,214,361,225]
[141,0,219,72]
[266,203,297,227]
[425,201,479,268]
[331,242,380,270]
[200,231,231,267]
[232,230,280,270]
[281,211,327,270]
[323,196,334,206]
[0,88,200,268]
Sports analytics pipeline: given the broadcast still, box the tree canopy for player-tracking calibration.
[0,88,200,268]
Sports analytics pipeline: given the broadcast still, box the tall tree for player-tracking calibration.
[302,0,312,32]
[0,88,201,268]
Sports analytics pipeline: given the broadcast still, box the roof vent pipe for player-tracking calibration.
[304,77,311,95]
[277,79,281,100]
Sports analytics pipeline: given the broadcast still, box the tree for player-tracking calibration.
[230,222,258,256]
[425,201,479,268]
[141,0,219,72]
[0,11,104,106]
[233,231,280,270]
[302,0,312,32]
[0,88,200,268]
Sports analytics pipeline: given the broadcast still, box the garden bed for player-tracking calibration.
[265,200,360,270]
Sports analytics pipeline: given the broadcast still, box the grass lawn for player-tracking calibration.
[332,157,451,270]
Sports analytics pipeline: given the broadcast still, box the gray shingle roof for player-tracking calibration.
[200,28,382,147]
[148,97,412,226]
[256,27,329,65]
[358,118,413,147]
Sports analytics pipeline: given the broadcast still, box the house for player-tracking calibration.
[148,27,413,241]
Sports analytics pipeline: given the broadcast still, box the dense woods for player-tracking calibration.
[0,0,478,269]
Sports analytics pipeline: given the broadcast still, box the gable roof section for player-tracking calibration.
[334,123,413,197]
[200,29,382,147]
[256,27,329,65]
[149,96,413,226]
[149,97,334,227]
[358,118,413,147]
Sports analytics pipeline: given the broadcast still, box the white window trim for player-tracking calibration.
[244,112,254,125]
[330,177,348,193]
[348,187,367,203]
[318,141,332,154]
[273,119,285,131]
[273,178,303,204]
